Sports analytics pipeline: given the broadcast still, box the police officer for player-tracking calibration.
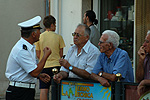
[5,16,52,100]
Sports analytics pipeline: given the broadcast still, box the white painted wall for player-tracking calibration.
[0,0,45,97]
[51,0,82,55]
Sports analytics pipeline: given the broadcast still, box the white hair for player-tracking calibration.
[77,23,90,36]
[147,30,150,35]
[102,30,120,48]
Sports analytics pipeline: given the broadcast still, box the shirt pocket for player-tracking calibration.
[78,59,87,70]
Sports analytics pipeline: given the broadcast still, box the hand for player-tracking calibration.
[39,73,51,83]
[43,47,52,58]
[137,85,145,96]
[137,80,147,96]
[53,73,63,84]
[59,59,71,69]
[98,77,110,87]
[138,46,146,60]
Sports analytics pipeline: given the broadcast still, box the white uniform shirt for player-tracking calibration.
[5,38,37,83]
[60,40,100,79]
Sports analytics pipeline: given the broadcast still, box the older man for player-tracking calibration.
[5,16,51,100]
[91,30,134,87]
[53,24,100,83]
[136,30,150,96]
[136,30,150,83]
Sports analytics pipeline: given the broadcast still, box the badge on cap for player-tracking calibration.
[18,16,42,30]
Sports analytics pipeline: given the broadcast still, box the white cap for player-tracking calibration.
[18,16,42,30]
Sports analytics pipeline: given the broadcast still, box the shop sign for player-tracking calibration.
[60,80,111,100]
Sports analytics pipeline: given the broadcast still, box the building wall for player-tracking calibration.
[82,0,91,22]
[0,0,45,97]
[61,0,83,54]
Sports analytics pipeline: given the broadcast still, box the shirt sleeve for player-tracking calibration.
[112,51,130,79]
[16,50,37,73]
[92,54,103,74]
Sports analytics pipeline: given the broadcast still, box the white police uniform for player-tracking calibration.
[5,37,37,83]
[5,16,41,89]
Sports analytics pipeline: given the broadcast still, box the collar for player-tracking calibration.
[89,24,94,27]
[20,38,35,50]
[109,48,118,59]
[72,40,91,54]
[104,48,118,62]
[82,40,91,54]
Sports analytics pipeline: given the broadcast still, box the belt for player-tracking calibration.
[9,81,36,89]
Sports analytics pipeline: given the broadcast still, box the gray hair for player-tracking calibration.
[147,30,150,35]
[77,23,90,36]
[102,30,120,48]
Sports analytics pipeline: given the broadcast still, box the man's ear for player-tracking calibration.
[50,24,53,28]
[32,31,36,38]
[86,16,89,21]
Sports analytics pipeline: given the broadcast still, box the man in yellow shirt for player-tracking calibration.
[35,15,65,100]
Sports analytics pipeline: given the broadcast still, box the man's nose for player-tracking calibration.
[143,42,146,46]
[74,35,78,38]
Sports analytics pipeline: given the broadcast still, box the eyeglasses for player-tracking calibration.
[144,39,150,43]
[99,40,108,44]
[72,32,84,37]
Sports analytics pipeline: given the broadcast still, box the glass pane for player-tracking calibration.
[100,0,134,62]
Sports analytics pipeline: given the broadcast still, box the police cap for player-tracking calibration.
[18,16,42,30]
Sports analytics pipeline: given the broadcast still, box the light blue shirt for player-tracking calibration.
[92,48,134,82]
[60,40,100,79]
[5,38,37,83]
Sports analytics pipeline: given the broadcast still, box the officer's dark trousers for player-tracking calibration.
[6,86,35,100]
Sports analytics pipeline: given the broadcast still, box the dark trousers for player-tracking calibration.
[6,86,35,100]
[39,66,60,89]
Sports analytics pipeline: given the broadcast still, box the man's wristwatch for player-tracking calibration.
[69,66,73,71]
[98,72,103,77]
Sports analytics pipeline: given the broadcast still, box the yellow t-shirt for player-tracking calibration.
[35,31,65,68]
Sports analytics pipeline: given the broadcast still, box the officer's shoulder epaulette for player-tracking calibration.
[23,44,27,50]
